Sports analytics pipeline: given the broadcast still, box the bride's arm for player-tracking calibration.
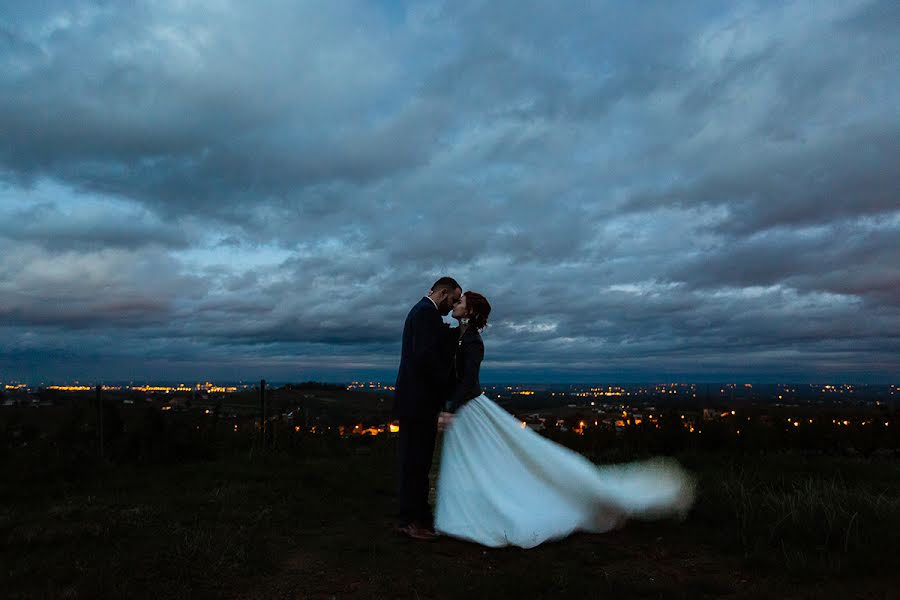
[444,336,484,413]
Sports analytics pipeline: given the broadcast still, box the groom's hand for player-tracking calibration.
[437,411,454,431]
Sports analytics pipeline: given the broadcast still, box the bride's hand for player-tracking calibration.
[438,411,454,431]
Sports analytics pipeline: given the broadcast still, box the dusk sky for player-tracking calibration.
[1,1,898,384]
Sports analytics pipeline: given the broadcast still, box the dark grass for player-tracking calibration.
[2,438,899,599]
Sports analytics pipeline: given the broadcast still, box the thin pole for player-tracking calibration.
[96,385,104,460]
[259,379,267,444]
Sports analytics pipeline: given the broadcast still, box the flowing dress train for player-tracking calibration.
[434,395,695,548]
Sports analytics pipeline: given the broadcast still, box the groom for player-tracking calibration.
[393,276,461,541]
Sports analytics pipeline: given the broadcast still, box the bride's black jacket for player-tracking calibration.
[445,326,484,413]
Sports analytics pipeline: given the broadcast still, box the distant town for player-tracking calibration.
[3,380,895,402]
[2,380,896,443]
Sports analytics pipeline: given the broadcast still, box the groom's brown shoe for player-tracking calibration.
[395,523,438,541]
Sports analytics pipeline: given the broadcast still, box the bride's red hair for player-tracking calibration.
[464,291,491,331]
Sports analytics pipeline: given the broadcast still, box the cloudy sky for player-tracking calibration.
[1,1,898,385]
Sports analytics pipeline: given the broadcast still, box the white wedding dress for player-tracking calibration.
[434,394,695,548]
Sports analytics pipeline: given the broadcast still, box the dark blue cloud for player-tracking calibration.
[0,1,897,384]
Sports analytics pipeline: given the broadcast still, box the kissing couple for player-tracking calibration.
[393,277,695,548]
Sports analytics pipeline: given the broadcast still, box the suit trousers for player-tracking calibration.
[398,416,439,528]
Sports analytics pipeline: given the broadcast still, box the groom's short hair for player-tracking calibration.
[431,276,461,293]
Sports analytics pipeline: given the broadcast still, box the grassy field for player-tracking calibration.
[2,436,899,599]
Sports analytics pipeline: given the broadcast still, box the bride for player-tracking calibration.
[434,291,695,548]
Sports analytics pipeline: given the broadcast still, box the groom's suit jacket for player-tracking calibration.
[393,297,456,419]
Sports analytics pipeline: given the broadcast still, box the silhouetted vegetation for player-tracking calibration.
[283,381,347,391]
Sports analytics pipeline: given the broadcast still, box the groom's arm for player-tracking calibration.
[410,308,453,386]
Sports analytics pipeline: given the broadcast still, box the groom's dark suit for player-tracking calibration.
[393,297,456,529]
